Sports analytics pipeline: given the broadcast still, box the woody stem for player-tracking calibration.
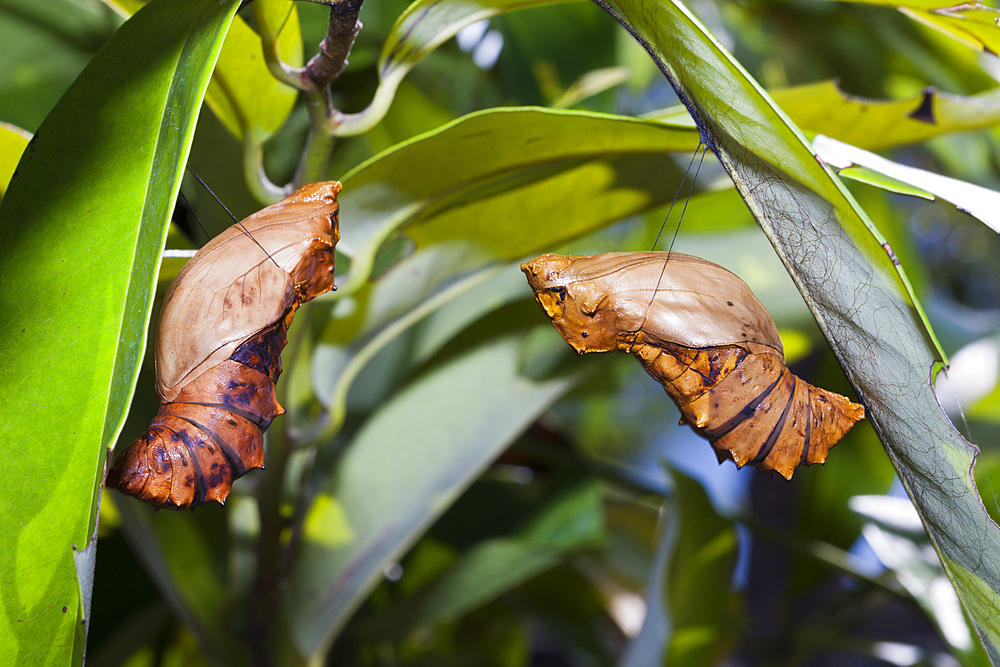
[293,0,364,184]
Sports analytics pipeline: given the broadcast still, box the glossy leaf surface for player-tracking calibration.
[338,107,700,288]
[772,82,1000,151]
[0,0,240,662]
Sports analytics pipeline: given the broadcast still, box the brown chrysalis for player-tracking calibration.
[522,252,864,479]
[107,181,341,509]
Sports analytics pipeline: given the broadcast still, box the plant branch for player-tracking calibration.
[290,0,365,184]
[293,101,337,186]
[302,0,364,93]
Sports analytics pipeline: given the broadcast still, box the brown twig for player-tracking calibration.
[253,0,365,186]
[302,0,365,93]
[292,0,365,184]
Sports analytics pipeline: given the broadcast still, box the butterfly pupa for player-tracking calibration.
[522,251,864,478]
[107,181,341,509]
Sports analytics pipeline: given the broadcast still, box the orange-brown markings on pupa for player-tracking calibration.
[522,251,865,480]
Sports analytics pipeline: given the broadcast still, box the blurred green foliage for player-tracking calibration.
[2,0,1000,665]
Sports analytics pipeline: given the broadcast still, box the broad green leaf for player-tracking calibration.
[902,5,1000,55]
[309,250,517,441]
[98,0,302,148]
[337,107,700,290]
[814,0,1000,55]
[0,0,240,664]
[814,134,1000,233]
[666,470,738,665]
[401,538,561,623]
[0,123,30,197]
[289,334,578,660]
[837,166,936,200]
[334,0,576,135]
[324,242,499,347]
[0,2,116,132]
[315,107,727,450]
[649,83,1000,152]
[771,82,1000,152]
[597,0,1000,658]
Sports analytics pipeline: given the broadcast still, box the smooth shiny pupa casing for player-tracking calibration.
[156,182,341,402]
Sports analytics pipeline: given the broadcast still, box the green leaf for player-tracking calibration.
[771,82,1000,152]
[837,165,936,199]
[666,470,739,666]
[0,0,240,663]
[113,499,244,664]
[409,539,562,621]
[309,251,517,441]
[0,1,116,132]
[335,0,581,135]
[597,0,1000,658]
[812,0,1000,56]
[814,134,999,233]
[337,107,700,290]
[0,123,30,197]
[648,83,1000,152]
[95,0,301,147]
[902,4,1000,55]
[289,334,578,660]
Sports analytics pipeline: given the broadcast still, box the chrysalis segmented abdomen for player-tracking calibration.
[107,182,341,509]
[629,336,863,478]
[521,251,864,479]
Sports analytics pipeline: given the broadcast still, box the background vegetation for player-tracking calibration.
[2,0,1000,665]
